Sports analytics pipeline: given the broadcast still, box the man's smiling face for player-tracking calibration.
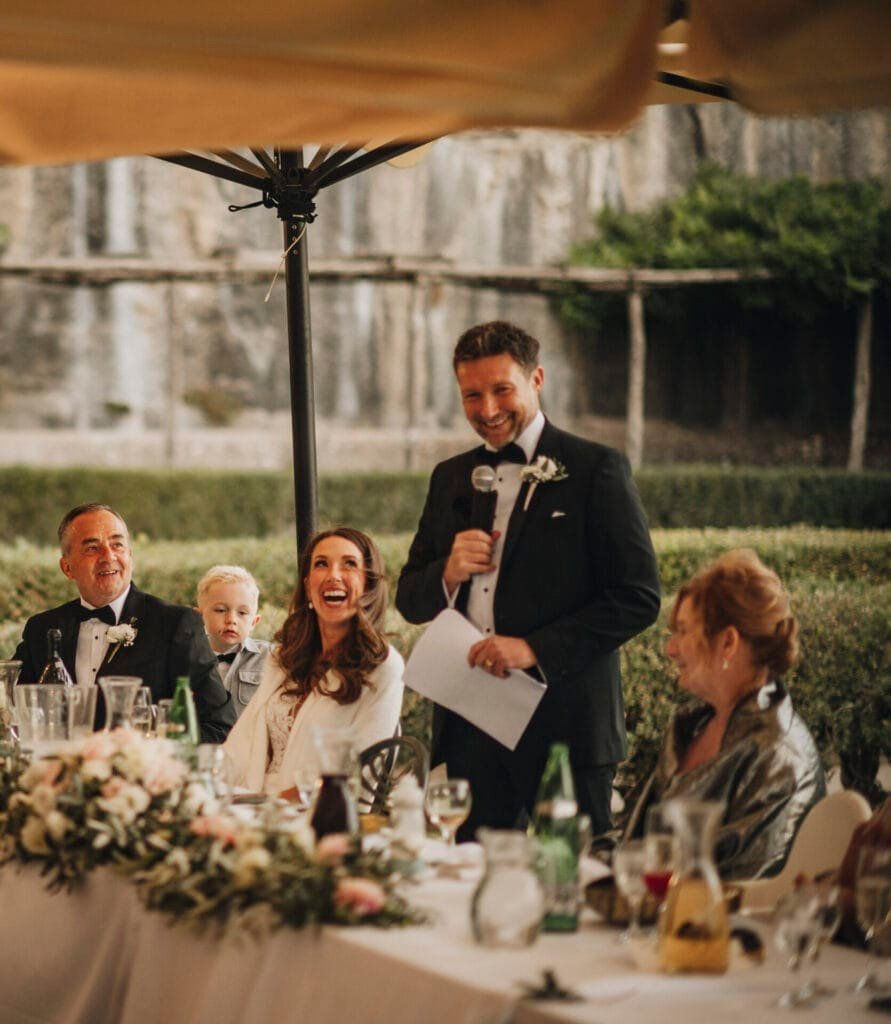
[456,352,543,450]
[59,509,133,607]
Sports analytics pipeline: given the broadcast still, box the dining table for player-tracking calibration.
[0,855,881,1024]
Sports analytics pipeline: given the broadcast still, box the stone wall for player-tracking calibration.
[0,104,889,469]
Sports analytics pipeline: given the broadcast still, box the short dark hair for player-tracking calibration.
[453,321,541,374]
[57,503,127,553]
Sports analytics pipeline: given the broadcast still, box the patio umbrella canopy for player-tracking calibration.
[0,1,890,167]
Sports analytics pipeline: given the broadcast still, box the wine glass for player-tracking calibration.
[196,744,233,808]
[854,846,891,994]
[643,804,675,911]
[131,687,154,735]
[613,839,648,942]
[425,779,472,846]
[773,887,823,1009]
[799,880,841,1001]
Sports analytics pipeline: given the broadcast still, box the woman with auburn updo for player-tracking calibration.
[224,527,404,796]
[624,549,825,880]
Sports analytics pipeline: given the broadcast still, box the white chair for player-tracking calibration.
[738,788,872,912]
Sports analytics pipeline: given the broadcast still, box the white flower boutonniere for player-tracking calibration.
[520,456,569,511]
[106,618,137,663]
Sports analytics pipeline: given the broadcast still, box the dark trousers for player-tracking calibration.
[437,713,615,842]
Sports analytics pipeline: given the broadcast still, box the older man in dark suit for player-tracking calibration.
[396,322,660,838]
[14,503,235,742]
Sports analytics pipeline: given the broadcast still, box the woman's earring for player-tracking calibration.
[721,658,729,671]
[308,599,314,610]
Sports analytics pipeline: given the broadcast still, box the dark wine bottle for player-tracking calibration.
[37,628,74,687]
[309,773,359,839]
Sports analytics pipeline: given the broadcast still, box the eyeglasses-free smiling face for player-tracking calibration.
[456,353,543,450]
[304,535,367,648]
[59,509,133,607]
[199,581,260,654]
[665,596,724,701]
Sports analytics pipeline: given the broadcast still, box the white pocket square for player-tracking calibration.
[551,510,567,519]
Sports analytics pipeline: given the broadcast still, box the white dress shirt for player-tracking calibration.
[448,411,545,637]
[74,586,130,687]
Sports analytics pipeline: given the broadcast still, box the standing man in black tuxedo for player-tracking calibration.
[396,322,660,839]
[14,503,235,742]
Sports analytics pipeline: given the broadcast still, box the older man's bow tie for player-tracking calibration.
[78,604,116,626]
[476,442,527,467]
[217,651,239,665]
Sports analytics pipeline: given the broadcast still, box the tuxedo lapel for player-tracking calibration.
[60,602,81,681]
[97,586,144,675]
[498,420,563,574]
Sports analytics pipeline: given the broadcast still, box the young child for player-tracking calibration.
[197,565,271,718]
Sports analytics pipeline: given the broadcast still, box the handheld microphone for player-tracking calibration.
[470,464,497,533]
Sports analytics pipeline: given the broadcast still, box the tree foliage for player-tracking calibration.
[562,165,891,329]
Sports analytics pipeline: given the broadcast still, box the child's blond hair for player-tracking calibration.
[196,565,261,609]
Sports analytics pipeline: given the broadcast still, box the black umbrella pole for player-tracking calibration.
[283,214,319,565]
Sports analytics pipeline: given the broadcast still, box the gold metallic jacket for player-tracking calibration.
[625,681,826,880]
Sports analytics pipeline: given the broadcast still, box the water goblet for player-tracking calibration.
[773,886,824,1008]
[854,846,891,994]
[613,839,648,942]
[131,687,154,735]
[425,778,472,846]
[196,744,233,808]
[155,699,178,739]
[797,880,841,1000]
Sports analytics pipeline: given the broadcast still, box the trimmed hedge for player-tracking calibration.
[0,465,890,542]
[0,528,888,803]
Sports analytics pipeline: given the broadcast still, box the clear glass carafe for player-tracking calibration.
[99,676,142,731]
[472,829,545,948]
[0,660,22,742]
[658,799,729,974]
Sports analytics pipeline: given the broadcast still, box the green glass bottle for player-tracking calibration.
[530,742,580,932]
[169,675,199,746]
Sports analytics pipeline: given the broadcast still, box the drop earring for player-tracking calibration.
[721,658,729,671]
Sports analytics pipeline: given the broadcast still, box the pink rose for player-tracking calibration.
[81,732,117,761]
[333,877,386,917]
[190,814,239,847]
[314,833,352,866]
[141,759,187,796]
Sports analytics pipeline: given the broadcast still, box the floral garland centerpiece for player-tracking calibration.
[0,730,423,931]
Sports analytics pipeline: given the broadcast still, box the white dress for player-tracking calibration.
[223,645,405,795]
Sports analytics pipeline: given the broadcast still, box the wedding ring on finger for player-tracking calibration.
[484,659,494,670]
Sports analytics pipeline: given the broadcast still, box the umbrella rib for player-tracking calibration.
[250,148,278,177]
[156,152,266,190]
[655,71,732,101]
[309,146,364,181]
[313,141,430,190]
[208,149,270,179]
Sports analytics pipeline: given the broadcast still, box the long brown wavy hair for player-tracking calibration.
[274,527,389,705]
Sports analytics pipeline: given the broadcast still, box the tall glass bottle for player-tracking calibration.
[37,629,74,687]
[659,799,729,974]
[169,675,200,745]
[530,742,580,932]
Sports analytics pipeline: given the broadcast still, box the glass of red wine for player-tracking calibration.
[643,804,676,909]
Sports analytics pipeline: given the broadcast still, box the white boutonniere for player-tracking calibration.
[106,618,137,663]
[520,456,569,511]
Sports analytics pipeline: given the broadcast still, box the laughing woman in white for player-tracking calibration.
[224,527,404,796]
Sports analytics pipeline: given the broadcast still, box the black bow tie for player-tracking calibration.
[217,650,239,664]
[78,604,116,626]
[476,442,527,467]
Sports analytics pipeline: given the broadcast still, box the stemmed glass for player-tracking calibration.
[131,687,154,735]
[854,846,891,994]
[643,804,676,911]
[425,779,472,846]
[613,839,648,942]
[773,887,823,1009]
[800,880,841,1000]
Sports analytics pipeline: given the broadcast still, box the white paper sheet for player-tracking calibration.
[403,609,546,751]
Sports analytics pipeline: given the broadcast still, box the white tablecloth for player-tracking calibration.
[0,864,880,1024]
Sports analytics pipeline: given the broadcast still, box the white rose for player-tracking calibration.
[233,846,272,888]
[165,847,191,877]
[45,810,73,842]
[81,758,112,783]
[21,816,51,855]
[30,784,57,817]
